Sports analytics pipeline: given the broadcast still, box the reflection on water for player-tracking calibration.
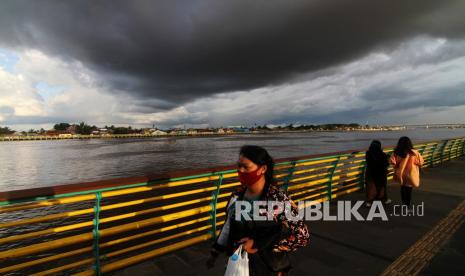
[1,129,464,191]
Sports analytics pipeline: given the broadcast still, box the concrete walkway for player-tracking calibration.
[112,157,465,276]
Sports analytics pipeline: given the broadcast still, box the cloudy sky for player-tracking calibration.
[1,0,465,130]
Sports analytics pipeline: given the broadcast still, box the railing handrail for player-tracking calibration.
[1,136,464,203]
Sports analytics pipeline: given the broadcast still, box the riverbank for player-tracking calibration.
[0,127,453,142]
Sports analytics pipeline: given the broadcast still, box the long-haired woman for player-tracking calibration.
[365,140,390,207]
[390,137,424,208]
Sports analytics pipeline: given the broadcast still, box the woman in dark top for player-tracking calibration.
[206,145,310,276]
[365,140,390,207]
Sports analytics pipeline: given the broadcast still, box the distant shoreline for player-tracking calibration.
[0,128,439,142]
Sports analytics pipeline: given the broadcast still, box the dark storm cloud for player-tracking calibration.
[300,82,465,124]
[1,0,465,110]
[362,82,465,112]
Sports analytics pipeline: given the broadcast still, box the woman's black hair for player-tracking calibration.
[368,140,382,152]
[367,140,384,158]
[394,136,414,158]
[239,145,275,187]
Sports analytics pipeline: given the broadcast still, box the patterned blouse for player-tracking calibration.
[213,183,310,254]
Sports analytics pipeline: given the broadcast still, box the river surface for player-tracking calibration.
[1,128,464,192]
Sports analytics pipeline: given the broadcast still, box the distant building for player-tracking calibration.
[151,129,167,136]
[66,125,77,134]
[46,130,61,136]
[232,127,250,133]
[166,129,184,135]
[142,128,153,135]
[196,129,214,134]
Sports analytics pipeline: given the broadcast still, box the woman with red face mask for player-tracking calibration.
[206,145,310,276]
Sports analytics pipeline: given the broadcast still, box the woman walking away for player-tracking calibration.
[206,145,310,276]
[390,137,424,209]
[365,140,390,207]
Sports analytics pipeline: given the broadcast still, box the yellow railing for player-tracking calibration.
[0,137,464,275]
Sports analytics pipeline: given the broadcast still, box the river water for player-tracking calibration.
[1,128,464,192]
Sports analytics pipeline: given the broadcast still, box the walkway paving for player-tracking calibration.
[112,157,465,276]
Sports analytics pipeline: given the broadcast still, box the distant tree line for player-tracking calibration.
[53,123,70,131]
[2,122,363,136]
[53,122,96,135]
[255,123,360,131]
[76,122,95,135]
[104,125,136,134]
[0,126,14,135]
[52,122,141,135]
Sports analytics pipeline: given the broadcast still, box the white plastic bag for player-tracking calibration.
[224,245,249,276]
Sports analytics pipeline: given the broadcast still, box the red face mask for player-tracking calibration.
[238,168,263,186]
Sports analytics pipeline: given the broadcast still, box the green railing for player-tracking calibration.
[0,137,464,275]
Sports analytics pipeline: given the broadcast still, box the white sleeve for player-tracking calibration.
[216,195,237,246]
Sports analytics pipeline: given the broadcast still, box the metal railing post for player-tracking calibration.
[462,139,465,157]
[449,139,455,161]
[440,140,448,164]
[282,161,297,192]
[419,145,427,155]
[430,143,438,167]
[455,139,460,158]
[327,156,341,201]
[92,192,102,276]
[454,139,462,158]
[209,173,223,240]
[359,155,367,190]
